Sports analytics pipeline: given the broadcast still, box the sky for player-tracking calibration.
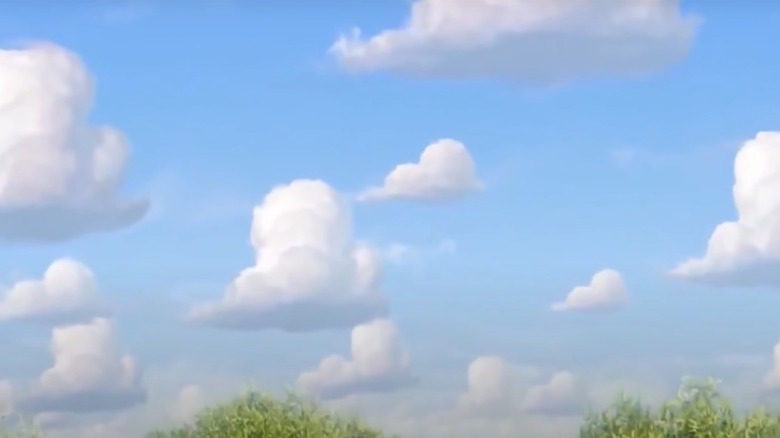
[0,1,780,437]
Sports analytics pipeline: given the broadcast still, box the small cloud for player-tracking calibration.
[358,139,483,203]
[187,179,387,332]
[0,258,110,326]
[0,42,148,243]
[551,269,628,312]
[17,318,146,415]
[296,318,416,400]
[457,356,516,416]
[669,131,780,286]
[521,371,580,416]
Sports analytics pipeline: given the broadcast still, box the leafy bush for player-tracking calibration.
[145,391,393,438]
[580,377,780,438]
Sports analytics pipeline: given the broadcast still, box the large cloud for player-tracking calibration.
[296,318,416,399]
[670,132,780,286]
[330,0,697,84]
[0,42,148,242]
[187,179,387,331]
[358,139,482,203]
[17,318,146,415]
[0,258,109,325]
[551,269,628,312]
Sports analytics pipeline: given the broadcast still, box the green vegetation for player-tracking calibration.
[144,392,393,438]
[581,377,780,438]
[4,377,780,437]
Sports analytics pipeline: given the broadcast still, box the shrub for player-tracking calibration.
[580,376,780,438]
[145,391,393,438]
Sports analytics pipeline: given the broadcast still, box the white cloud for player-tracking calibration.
[457,356,516,416]
[18,318,145,415]
[0,42,148,242]
[0,258,109,325]
[330,0,697,84]
[670,131,780,286]
[551,269,628,312]
[358,139,483,203]
[187,179,388,332]
[520,371,579,415]
[763,340,780,390]
[296,318,416,399]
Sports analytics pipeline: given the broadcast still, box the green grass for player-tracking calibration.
[4,377,780,437]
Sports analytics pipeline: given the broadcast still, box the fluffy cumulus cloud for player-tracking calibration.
[17,318,145,415]
[330,0,697,84]
[0,258,109,325]
[670,132,780,286]
[188,179,387,331]
[296,318,415,399]
[520,371,580,415]
[0,42,148,242]
[358,139,482,203]
[457,356,516,416]
[551,269,628,312]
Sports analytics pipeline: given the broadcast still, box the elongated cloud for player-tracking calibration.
[188,179,387,331]
[0,43,148,242]
[330,0,697,85]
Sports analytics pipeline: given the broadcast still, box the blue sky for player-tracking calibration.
[1,1,780,437]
